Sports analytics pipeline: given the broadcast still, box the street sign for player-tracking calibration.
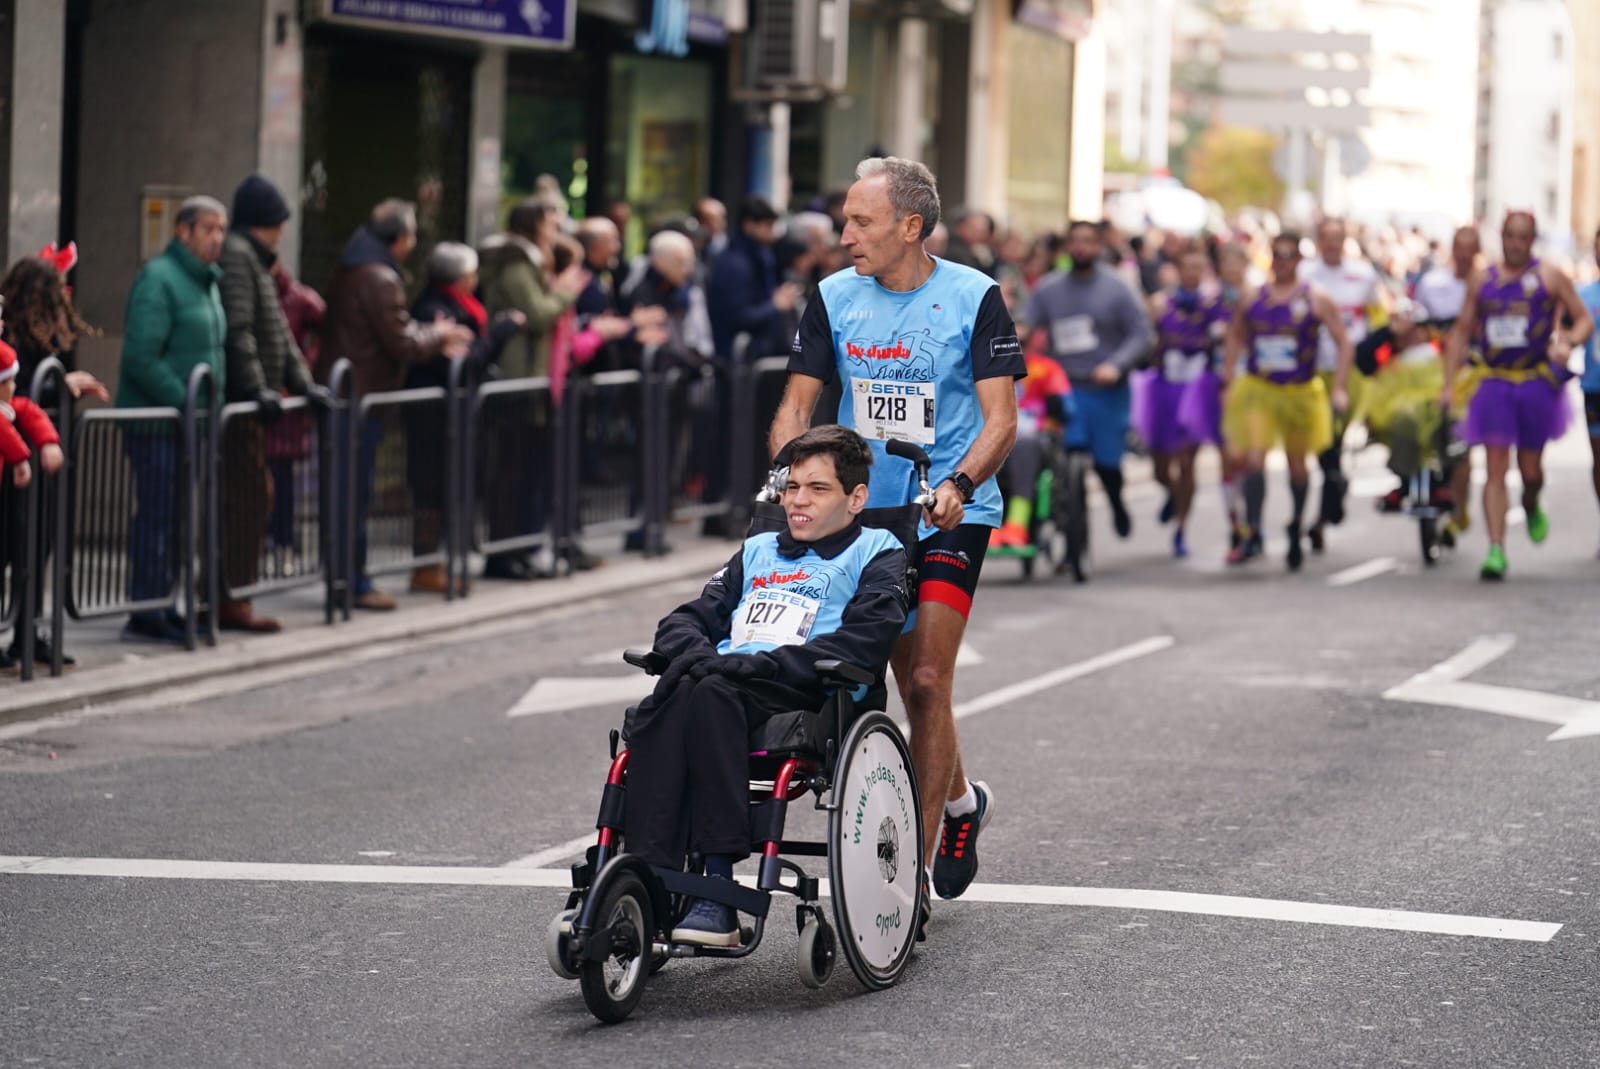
[1220,98,1370,135]
[322,0,576,51]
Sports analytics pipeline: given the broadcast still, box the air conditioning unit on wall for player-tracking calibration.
[747,0,850,97]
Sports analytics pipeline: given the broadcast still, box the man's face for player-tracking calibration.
[393,229,418,263]
[743,218,777,246]
[1177,252,1207,291]
[697,201,727,236]
[1066,226,1101,271]
[655,252,692,288]
[1271,240,1301,283]
[1317,221,1345,266]
[253,222,286,253]
[783,454,866,542]
[178,211,227,264]
[840,176,920,280]
[1452,229,1480,271]
[957,214,991,247]
[1502,217,1535,267]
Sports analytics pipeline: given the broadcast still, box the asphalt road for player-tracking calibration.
[4,434,1600,1068]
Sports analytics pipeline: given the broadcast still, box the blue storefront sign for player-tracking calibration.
[324,0,576,51]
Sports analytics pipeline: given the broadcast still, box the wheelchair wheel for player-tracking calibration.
[827,711,922,991]
[579,870,654,1024]
[797,915,837,990]
[1056,451,1091,582]
[1419,515,1440,566]
[547,909,580,981]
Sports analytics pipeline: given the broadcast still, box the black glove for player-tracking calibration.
[655,649,716,695]
[255,388,284,423]
[301,383,335,410]
[688,653,773,682]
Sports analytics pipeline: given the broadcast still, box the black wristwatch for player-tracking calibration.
[945,470,976,503]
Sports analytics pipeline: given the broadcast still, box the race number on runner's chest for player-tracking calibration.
[1052,315,1099,355]
[731,588,819,648]
[1485,315,1529,350]
[851,378,936,444]
[1253,336,1299,374]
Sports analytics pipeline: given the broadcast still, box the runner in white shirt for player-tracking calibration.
[1410,226,1481,541]
[1297,217,1389,552]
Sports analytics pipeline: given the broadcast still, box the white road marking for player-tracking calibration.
[506,676,653,718]
[1327,557,1399,587]
[953,636,1175,720]
[501,834,596,869]
[955,641,985,667]
[0,855,1558,943]
[1384,635,1600,742]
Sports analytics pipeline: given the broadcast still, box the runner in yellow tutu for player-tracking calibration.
[1220,231,1353,570]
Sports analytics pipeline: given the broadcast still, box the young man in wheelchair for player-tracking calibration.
[622,424,910,947]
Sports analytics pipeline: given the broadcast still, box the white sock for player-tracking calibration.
[946,780,978,818]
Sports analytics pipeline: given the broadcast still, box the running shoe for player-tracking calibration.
[933,781,993,900]
[671,888,740,948]
[988,527,1004,550]
[1172,529,1189,559]
[1111,498,1133,539]
[1527,507,1549,545]
[1226,532,1263,566]
[1479,544,1508,582]
[997,522,1030,547]
[1286,525,1304,572]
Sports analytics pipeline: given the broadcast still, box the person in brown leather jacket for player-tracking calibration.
[323,199,472,610]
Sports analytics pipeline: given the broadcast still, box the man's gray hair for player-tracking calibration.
[854,156,940,240]
[370,198,418,245]
[176,195,227,229]
[788,211,836,247]
[425,241,478,284]
[648,229,696,268]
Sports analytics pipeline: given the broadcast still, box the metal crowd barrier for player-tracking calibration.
[4,347,805,682]
[460,366,560,582]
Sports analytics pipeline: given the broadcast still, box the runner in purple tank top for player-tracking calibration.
[1444,212,1593,580]
[1221,231,1352,571]
[1137,243,1228,558]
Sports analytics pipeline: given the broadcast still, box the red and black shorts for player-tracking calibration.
[906,524,991,628]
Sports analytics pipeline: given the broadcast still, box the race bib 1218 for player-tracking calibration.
[851,378,936,444]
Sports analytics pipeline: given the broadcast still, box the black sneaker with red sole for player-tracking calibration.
[932,780,994,900]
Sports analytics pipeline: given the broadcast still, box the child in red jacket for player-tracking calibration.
[0,340,62,488]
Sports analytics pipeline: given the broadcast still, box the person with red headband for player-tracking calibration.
[1444,211,1594,580]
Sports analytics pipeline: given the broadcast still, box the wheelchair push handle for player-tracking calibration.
[884,439,938,512]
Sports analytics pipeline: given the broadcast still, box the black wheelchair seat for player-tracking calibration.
[747,683,889,758]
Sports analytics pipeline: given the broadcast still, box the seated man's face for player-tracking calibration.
[784,455,868,542]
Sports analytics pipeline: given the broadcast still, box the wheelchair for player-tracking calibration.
[546,440,937,1024]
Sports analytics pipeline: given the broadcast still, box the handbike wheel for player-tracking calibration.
[579,870,655,1024]
[827,711,922,991]
[1059,452,1091,582]
[1419,515,1440,566]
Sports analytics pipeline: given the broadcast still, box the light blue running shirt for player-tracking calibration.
[788,258,1024,528]
[1579,280,1600,393]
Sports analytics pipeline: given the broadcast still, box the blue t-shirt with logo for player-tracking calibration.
[1579,281,1600,393]
[788,258,1024,529]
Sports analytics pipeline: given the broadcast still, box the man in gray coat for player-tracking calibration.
[217,174,328,632]
[1020,220,1153,539]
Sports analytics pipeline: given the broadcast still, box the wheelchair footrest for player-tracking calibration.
[654,867,772,919]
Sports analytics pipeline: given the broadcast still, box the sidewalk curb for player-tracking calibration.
[0,542,736,727]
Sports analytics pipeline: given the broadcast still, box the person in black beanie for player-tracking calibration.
[215,173,329,632]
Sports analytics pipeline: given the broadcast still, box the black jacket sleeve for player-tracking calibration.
[652,550,745,661]
[748,547,909,689]
[970,285,1025,380]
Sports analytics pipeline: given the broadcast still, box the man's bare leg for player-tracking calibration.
[890,600,969,870]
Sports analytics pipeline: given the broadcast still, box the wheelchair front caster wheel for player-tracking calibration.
[579,871,654,1024]
[546,909,579,981]
[798,917,836,989]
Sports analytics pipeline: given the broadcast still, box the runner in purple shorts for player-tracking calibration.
[1138,243,1229,558]
[1443,211,1594,581]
